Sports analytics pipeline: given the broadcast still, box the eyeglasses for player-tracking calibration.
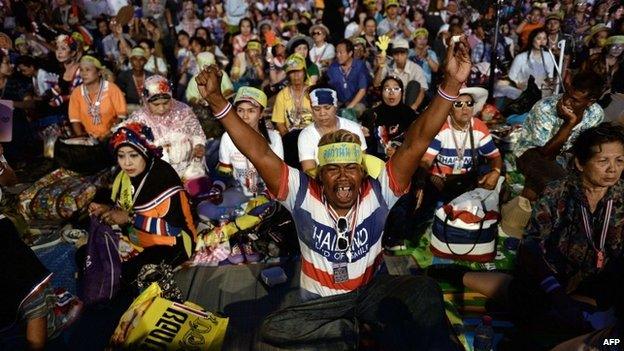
[312,31,323,36]
[336,217,350,251]
[383,87,402,93]
[453,101,475,108]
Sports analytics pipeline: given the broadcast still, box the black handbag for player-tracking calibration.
[54,138,112,175]
[502,75,542,116]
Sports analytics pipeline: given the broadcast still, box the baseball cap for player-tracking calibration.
[392,37,409,52]
[234,87,268,108]
[385,0,400,10]
[130,47,147,59]
[545,13,563,22]
[284,53,306,73]
[412,28,429,39]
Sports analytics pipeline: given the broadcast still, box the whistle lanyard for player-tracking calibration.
[580,199,613,269]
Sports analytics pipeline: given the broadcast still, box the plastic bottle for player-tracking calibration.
[473,315,494,351]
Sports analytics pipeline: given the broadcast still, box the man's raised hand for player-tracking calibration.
[195,65,224,104]
[444,36,472,86]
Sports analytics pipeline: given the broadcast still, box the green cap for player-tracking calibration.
[234,87,268,109]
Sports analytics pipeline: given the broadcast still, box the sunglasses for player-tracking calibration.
[453,100,475,108]
[312,31,323,36]
[336,217,350,251]
[383,87,402,93]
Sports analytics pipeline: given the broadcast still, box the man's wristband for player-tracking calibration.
[213,102,232,120]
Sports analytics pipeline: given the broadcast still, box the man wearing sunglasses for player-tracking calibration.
[195,37,472,351]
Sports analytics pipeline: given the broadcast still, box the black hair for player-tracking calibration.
[190,36,207,49]
[138,38,155,50]
[571,122,624,166]
[379,75,405,96]
[238,17,254,30]
[336,39,354,54]
[470,20,484,30]
[15,55,37,69]
[364,16,376,26]
[571,70,606,100]
[380,75,404,91]
[526,27,547,50]
[287,38,314,69]
[177,30,190,39]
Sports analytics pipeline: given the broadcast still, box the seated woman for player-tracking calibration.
[419,87,502,202]
[297,86,367,174]
[454,123,624,346]
[580,35,624,103]
[230,40,265,90]
[286,35,320,85]
[88,123,197,286]
[360,76,418,159]
[504,28,556,99]
[186,52,235,105]
[68,56,127,141]
[271,53,314,168]
[124,75,206,180]
[197,87,283,263]
[198,87,283,221]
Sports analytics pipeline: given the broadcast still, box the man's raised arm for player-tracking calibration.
[390,37,472,190]
[196,66,285,196]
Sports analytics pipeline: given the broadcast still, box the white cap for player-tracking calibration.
[392,37,409,51]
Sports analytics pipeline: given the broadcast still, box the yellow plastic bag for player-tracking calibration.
[110,283,228,350]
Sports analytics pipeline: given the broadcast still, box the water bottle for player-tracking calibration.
[473,315,494,351]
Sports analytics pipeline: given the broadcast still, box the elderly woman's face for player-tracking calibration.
[577,141,624,188]
[117,146,147,177]
[148,97,172,116]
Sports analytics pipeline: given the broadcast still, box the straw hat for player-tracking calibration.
[499,196,533,239]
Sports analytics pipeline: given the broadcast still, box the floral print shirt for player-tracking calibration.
[513,94,604,158]
[525,174,624,293]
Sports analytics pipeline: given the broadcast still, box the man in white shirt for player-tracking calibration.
[298,88,367,173]
[374,37,428,111]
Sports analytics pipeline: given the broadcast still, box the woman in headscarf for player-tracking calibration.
[360,76,418,159]
[88,123,197,285]
[68,55,127,141]
[125,75,207,180]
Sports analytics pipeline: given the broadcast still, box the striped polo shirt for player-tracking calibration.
[272,162,406,297]
[423,117,500,176]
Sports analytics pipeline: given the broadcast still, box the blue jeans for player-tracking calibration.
[260,275,461,350]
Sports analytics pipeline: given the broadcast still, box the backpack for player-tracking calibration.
[80,216,122,306]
